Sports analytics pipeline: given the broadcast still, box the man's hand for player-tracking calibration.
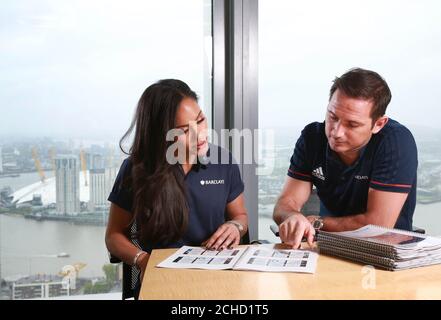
[202,223,241,250]
[279,213,315,249]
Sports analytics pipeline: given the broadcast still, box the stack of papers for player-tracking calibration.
[318,225,441,270]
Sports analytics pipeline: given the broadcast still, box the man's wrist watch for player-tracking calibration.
[312,217,324,231]
[226,220,244,234]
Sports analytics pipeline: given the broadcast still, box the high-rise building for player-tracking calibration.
[91,154,104,170]
[0,146,3,173]
[88,168,107,211]
[105,166,118,196]
[55,155,80,215]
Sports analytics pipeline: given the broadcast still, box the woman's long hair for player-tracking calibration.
[119,79,198,245]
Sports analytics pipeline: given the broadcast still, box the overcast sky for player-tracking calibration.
[259,0,441,133]
[0,0,209,142]
[1,0,441,143]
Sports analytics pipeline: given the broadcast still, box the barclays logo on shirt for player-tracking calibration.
[200,179,225,186]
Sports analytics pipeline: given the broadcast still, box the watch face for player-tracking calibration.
[313,219,323,229]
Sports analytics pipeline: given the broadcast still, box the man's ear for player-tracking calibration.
[372,116,389,134]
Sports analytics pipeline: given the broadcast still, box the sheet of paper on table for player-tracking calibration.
[156,245,318,273]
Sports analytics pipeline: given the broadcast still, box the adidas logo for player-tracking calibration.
[312,167,325,181]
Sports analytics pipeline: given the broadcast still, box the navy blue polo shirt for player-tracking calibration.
[287,119,418,231]
[107,144,244,253]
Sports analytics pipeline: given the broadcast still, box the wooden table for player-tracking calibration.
[139,244,441,300]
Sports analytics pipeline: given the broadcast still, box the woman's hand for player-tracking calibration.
[202,222,241,250]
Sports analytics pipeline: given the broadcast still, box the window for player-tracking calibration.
[259,0,441,240]
[0,0,212,299]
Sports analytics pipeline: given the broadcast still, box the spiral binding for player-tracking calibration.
[317,224,426,254]
[317,233,397,258]
[318,243,396,270]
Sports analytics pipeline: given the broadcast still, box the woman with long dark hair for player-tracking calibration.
[105,79,248,298]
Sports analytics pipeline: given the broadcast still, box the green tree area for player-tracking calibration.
[83,264,119,294]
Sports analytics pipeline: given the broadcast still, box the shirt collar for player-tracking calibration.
[326,142,368,169]
[178,145,211,175]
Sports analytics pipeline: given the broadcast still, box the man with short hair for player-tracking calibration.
[273,68,418,248]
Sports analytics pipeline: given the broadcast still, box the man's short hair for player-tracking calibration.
[329,68,392,120]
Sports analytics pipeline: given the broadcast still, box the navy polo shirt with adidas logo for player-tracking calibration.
[108,144,244,253]
[287,119,418,231]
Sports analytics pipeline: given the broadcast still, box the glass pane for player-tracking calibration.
[0,0,212,299]
[259,0,441,241]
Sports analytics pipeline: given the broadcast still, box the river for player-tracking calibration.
[1,172,440,280]
[0,171,108,279]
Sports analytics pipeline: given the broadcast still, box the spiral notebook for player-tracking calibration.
[317,225,441,271]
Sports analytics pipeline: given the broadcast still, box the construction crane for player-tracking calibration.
[79,148,88,187]
[31,147,46,183]
[58,262,87,277]
[58,262,87,289]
